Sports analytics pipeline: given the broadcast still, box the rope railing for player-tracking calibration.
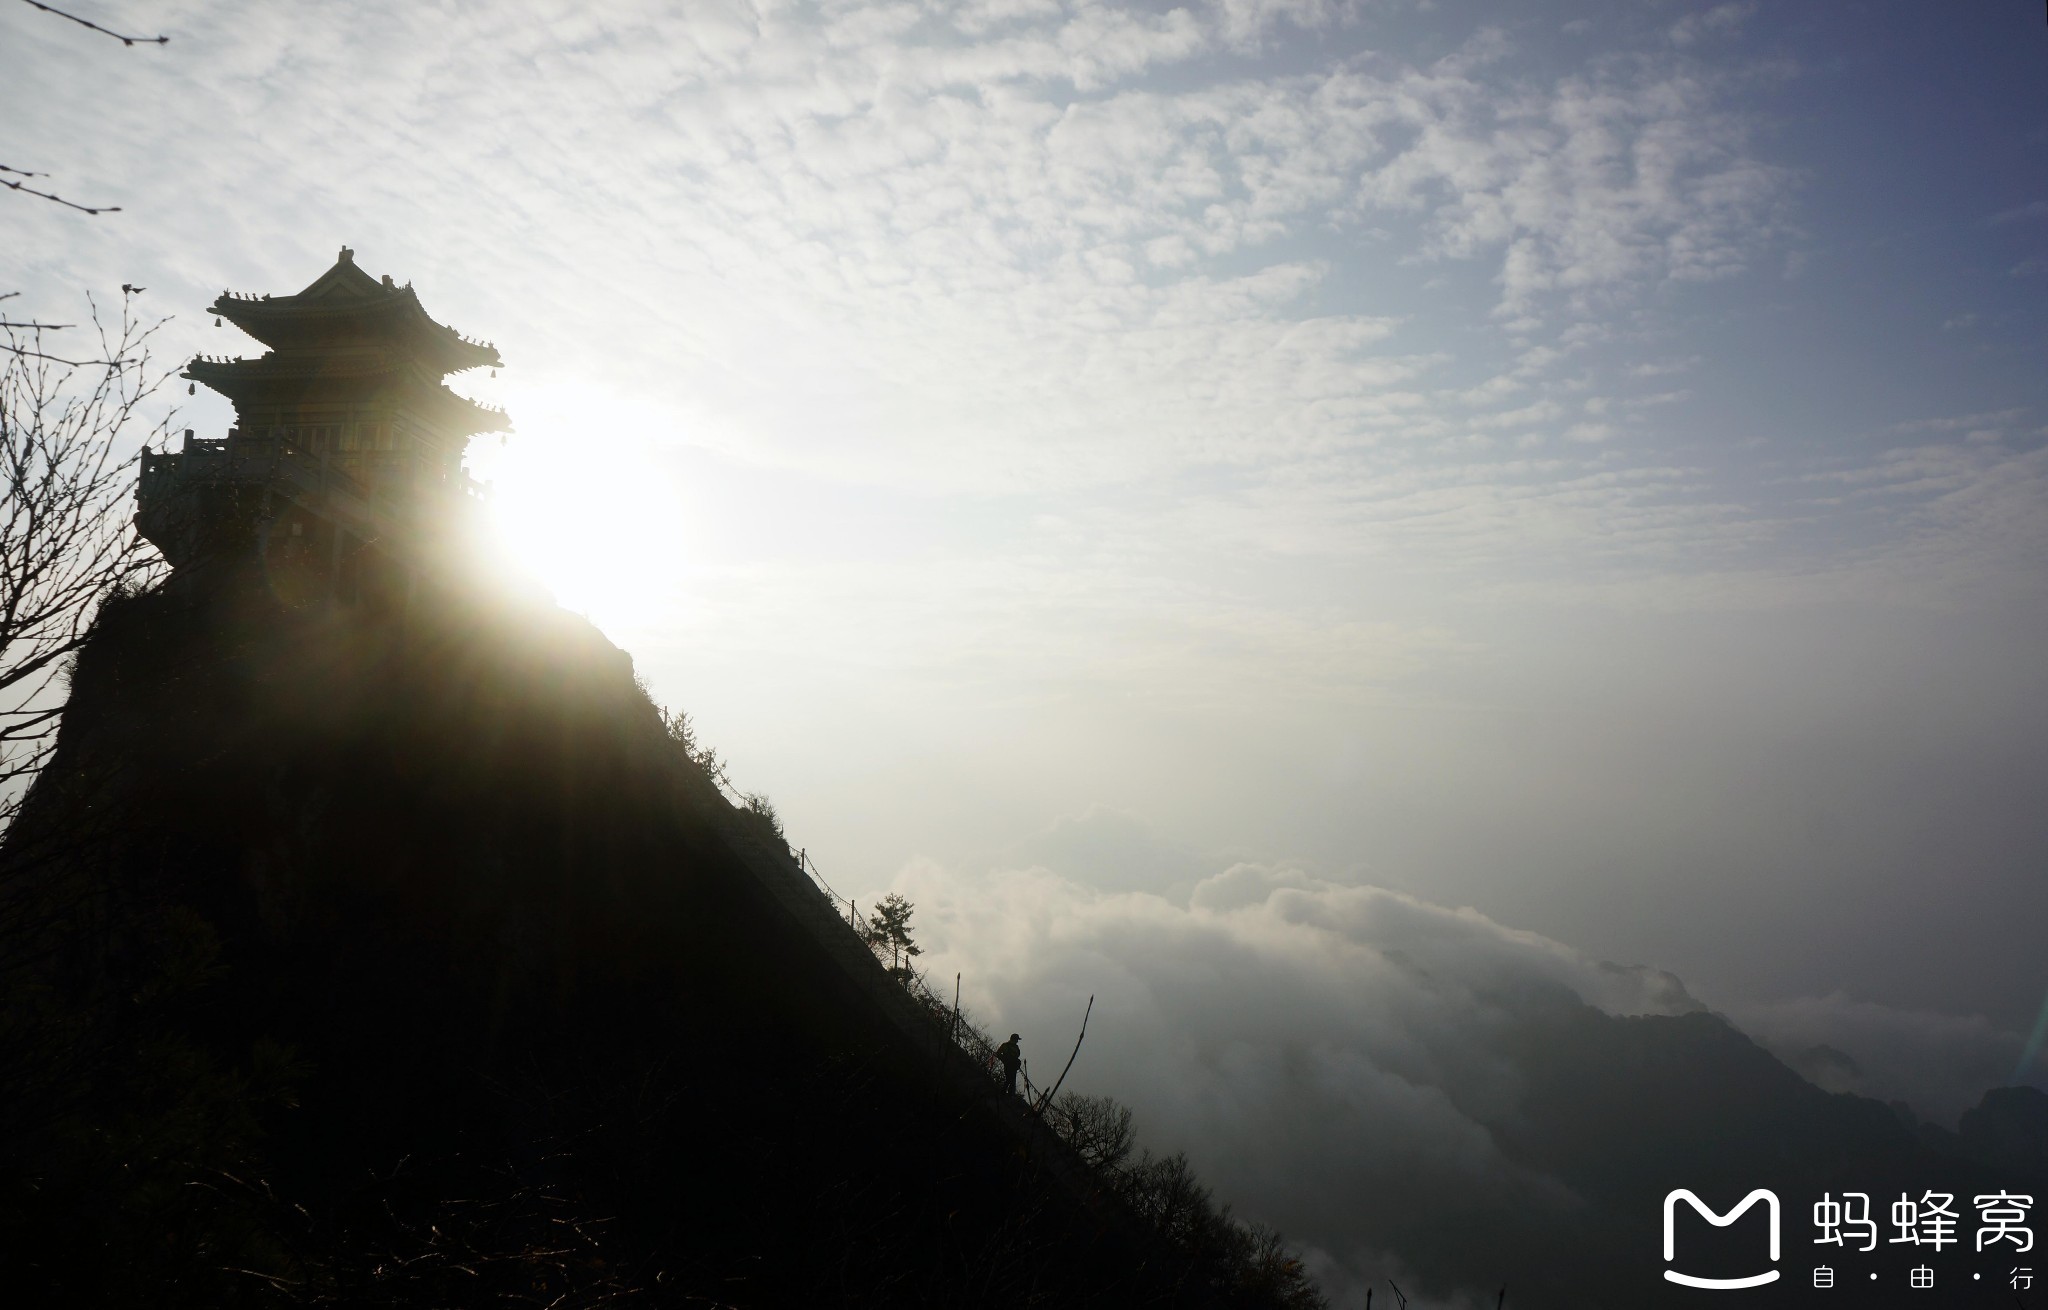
[790,842,1058,1109]
[665,720,1079,1114]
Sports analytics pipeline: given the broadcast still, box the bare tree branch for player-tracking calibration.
[15,0,167,46]
[0,289,172,831]
[0,345,128,366]
[1,163,121,216]
[3,0,166,216]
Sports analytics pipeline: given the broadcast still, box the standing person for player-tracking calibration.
[996,1033,1022,1096]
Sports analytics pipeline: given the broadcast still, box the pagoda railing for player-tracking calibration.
[140,430,489,541]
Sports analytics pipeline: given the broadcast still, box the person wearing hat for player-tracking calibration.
[996,1033,1022,1096]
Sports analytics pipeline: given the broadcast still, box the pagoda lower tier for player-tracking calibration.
[137,424,488,605]
[183,354,511,446]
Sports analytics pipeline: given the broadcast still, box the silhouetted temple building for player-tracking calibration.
[138,247,509,605]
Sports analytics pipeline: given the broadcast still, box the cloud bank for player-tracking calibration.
[894,819,2036,1305]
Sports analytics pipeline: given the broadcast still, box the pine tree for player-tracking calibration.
[861,893,921,980]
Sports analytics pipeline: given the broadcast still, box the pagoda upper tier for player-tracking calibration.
[191,247,510,441]
[212,246,501,376]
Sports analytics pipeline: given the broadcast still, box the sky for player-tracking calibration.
[6,1,2047,1300]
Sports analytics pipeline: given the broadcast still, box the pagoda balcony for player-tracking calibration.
[138,428,487,555]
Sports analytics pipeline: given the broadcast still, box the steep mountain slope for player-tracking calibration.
[0,568,1288,1307]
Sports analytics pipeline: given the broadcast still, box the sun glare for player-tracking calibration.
[464,383,691,635]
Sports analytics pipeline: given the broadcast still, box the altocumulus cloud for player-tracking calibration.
[14,0,2039,626]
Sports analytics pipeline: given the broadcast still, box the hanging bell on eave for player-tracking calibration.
[187,383,194,395]
[214,317,221,327]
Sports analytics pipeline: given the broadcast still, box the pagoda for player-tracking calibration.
[138,247,510,606]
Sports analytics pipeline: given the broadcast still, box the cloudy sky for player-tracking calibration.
[7,0,2046,1299]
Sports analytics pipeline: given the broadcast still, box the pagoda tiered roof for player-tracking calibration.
[208,247,501,377]
[183,353,513,437]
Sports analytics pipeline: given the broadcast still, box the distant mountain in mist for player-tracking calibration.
[1468,992,2044,1305]
[908,853,2045,1308]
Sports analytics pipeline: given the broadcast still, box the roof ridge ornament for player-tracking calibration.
[339,245,354,264]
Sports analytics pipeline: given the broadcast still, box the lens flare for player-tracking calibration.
[464,382,690,635]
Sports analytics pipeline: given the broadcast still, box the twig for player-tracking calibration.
[1033,994,1092,1115]
[16,0,168,45]
[0,322,72,330]
[1,164,120,215]
[0,343,126,367]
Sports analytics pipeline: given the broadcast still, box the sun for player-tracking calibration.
[462,382,692,635]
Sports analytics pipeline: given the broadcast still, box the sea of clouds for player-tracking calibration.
[892,811,2032,1306]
